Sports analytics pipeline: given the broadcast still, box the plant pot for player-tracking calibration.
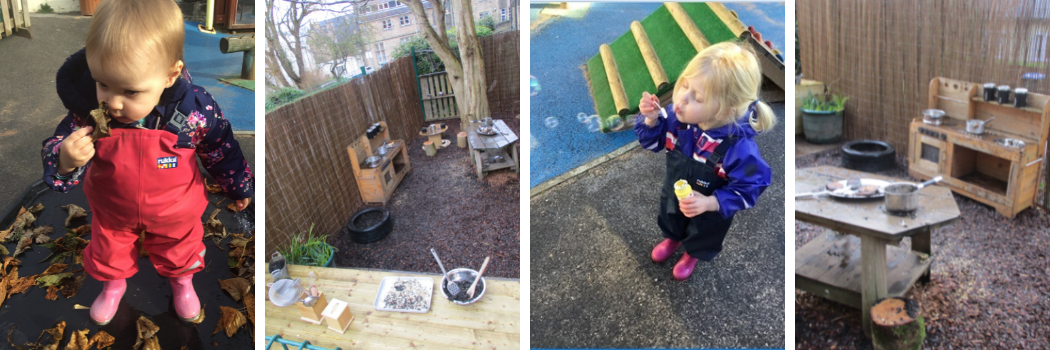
[296,243,335,267]
[801,109,843,144]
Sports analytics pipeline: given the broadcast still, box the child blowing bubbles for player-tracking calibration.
[41,0,253,325]
[634,41,775,281]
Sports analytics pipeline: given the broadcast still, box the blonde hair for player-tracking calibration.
[86,0,184,73]
[672,41,777,133]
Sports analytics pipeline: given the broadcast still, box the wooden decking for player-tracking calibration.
[265,265,520,350]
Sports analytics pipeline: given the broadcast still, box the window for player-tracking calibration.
[1033,33,1047,62]
[377,2,389,10]
[500,8,508,22]
[382,19,392,30]
[376,43,387,63]
[480,11,489,18]
[400,15,410,26]
[399,37,410,45]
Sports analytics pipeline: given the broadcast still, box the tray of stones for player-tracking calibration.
[373,276,434,313]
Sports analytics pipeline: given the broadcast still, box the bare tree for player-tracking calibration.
[265,0,366,89]
[308,14,373,78]
[403,0,490,128]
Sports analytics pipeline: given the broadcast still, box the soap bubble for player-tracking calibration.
[544,116,559,128]
[584,115,601,132]
[530,75,541,96]
[604,115,625,131]
[531,137,540,149]
[576,112,589,123]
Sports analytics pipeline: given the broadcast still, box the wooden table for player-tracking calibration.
[419,124,450,149]
[795,166,960,337]
[466,120,519,178]
[265,265,520,350]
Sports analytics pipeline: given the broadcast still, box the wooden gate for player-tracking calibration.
[0,0,31,38]
[418,71,459,121]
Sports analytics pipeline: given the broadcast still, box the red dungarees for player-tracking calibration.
[82,128,209,280]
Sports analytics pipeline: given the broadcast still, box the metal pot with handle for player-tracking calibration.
[965,117,995,134]
[884,176,942,215]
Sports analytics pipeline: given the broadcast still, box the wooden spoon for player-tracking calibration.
[466,256,490,299]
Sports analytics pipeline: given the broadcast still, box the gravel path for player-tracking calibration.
[332,116,521,278]
[795,148,1050,349]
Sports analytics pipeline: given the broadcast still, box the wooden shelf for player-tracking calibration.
[969,96,1044,114]
[795,233,933,309]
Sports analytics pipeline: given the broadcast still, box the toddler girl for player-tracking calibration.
[634,41,775,280]
[41,0,253,324]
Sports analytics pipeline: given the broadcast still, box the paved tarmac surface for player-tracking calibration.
[530,104,786,348]
[0,15,255,212]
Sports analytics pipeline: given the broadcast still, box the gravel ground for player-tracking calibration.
[332,115,521,278]
[795,148,1050,349]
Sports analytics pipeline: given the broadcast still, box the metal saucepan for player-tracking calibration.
[922,109,945,125]
[364,155,382,168]
[965,117,995,134]
[884,176,942,215]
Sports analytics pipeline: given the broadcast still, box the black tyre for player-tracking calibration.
[841,140,896,172]
[347,207,393,244]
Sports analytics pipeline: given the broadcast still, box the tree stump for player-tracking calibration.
[871,297,925,350]
[457,132,467,148]
[424,140,437,156]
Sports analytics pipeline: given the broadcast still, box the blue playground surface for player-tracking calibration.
[529,2,785,188]
[183,21,255,131]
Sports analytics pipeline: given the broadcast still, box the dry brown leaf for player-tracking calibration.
[64,329,89,350]
[71,225,91,237]
[45,285,60,300]
[1,257,20,274]
[26,203,44,215]
[138,231,150,258]
[204,209,226,248]
[243,293,255,325]
[0,245,7,256]
[87,331,114,350]
[61,205,88,228]
[9,274,38,295]
[205,180,224,194]
[134,316,160,350]
[226,203,241,212]
[213,306,247,337]
[14,226,53,257]
[0,269,16,309]
[0,207,29,242]
[60,274,85,298]
[40,321,65,350]
[41,264,69,276]
[217,277,251,302]
[89,101,112,141]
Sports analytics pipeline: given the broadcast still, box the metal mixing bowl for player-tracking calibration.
[439,268,486,305]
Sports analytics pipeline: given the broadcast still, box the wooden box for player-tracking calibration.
[347,121,411,204]
[295,291,328,324]
[320,298,354,334]
[907,77,1049,217]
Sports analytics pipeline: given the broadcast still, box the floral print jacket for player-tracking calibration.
[42,48,254,200]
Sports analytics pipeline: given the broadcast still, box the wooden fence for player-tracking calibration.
[265,31,520,255]
[798,0,1049,208]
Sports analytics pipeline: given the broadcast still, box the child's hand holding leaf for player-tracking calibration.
[58,126,95,175]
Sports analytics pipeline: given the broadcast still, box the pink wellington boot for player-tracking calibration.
[651,239,682,263]
[672,254,699,281]
[90,279,126,325]
[170,274,202,322]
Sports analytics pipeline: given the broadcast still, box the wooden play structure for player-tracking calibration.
[346,121,411,204]
[0,0,30,39]
[908,77,1049,218]
[584,2,785,131]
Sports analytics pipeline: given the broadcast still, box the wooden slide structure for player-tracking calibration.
[585,2,785,132]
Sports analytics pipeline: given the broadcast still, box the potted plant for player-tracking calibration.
[800,90,849,144]
[280,224,336,267]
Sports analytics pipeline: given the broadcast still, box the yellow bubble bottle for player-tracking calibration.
[674,179,692,200]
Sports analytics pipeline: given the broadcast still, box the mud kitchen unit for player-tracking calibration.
[908,78,1049,218]
[347,121,411,204]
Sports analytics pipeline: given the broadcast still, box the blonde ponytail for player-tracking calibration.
[750,100,777,133]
